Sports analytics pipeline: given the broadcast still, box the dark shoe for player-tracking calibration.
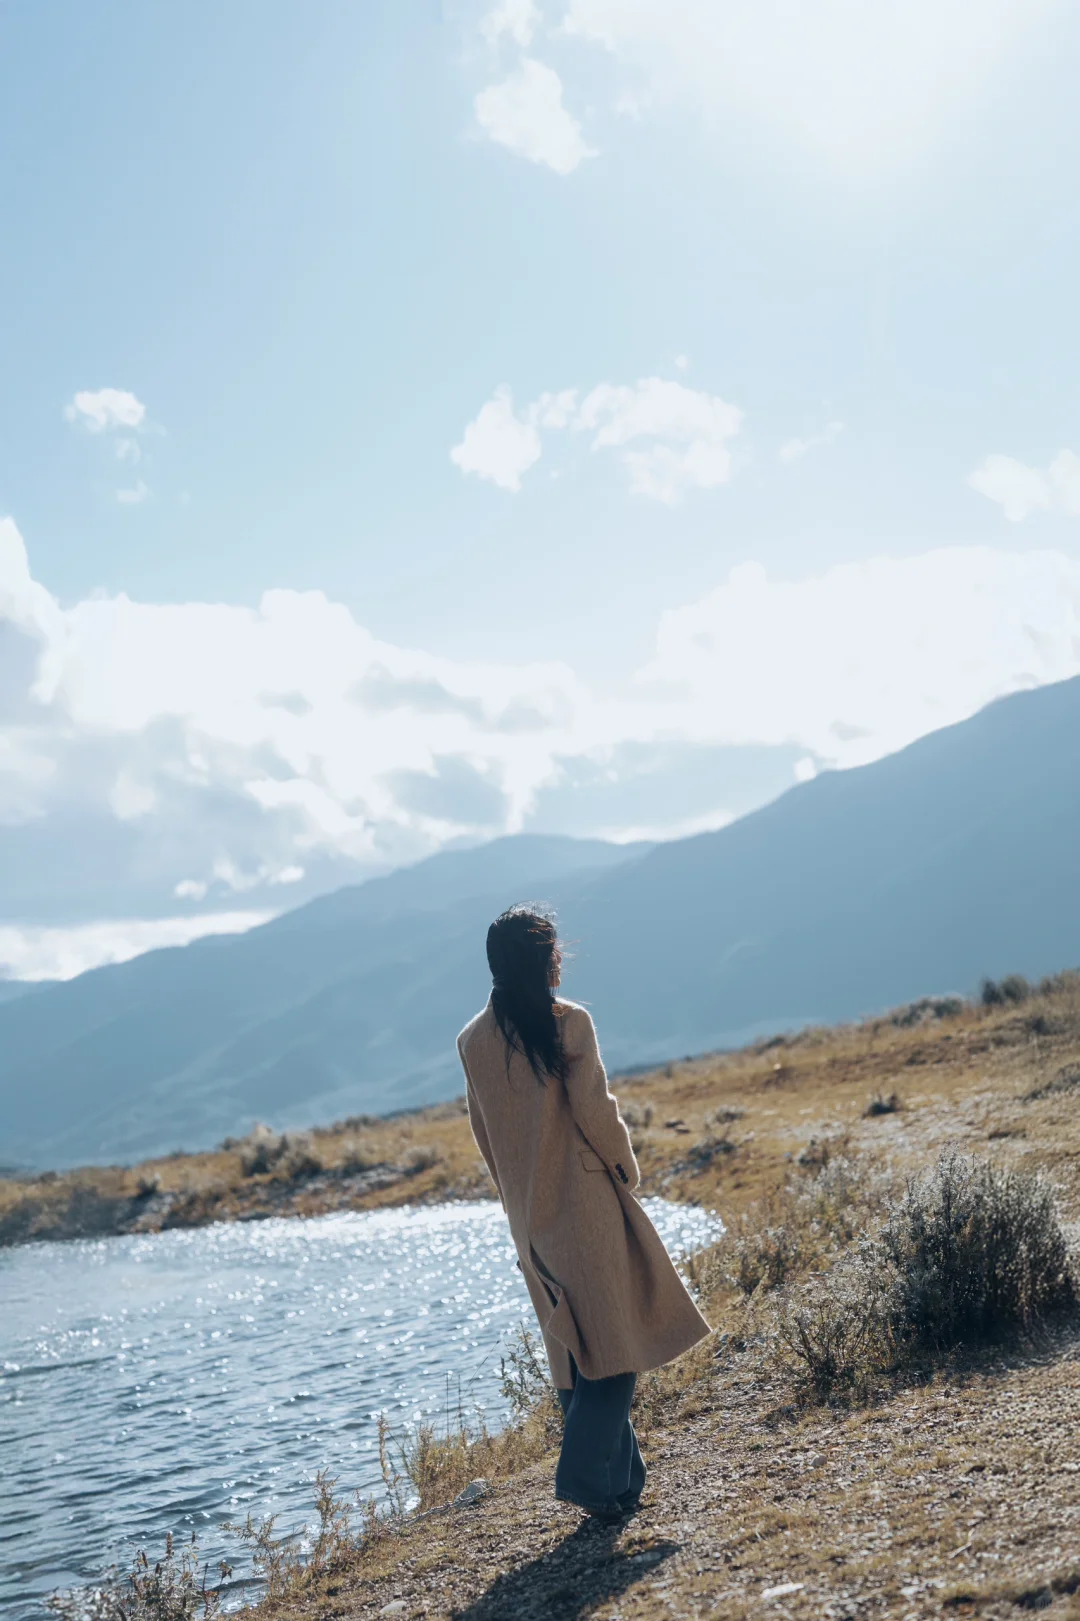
[583,1503,627,1526]
[556,1493,626,1525]
[617,1492,642,1516]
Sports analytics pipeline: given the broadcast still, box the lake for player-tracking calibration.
[1,1198,721,1617]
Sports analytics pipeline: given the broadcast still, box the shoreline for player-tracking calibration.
[3,976,1074,1257]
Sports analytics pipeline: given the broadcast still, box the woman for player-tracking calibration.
[457,905,711,1522]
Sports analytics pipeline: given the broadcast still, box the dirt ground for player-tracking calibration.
[246,981,1080,1621]
[333,1327,1080,1621]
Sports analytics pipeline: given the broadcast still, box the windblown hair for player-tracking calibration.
[486,906,567,1084]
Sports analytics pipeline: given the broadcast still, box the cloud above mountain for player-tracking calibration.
[4,515,1080,975]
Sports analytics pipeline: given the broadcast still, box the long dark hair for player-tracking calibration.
[486,906,567,1084]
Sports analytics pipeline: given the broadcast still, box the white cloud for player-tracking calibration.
[0,911,272,983]
[64,388,146,432]
[779,420,844,463]
[4,515,1080,973]
[481,0,539,46]
[116,480,149,506]
[452,375,742,501]
[576,377,742,502]
[969,448,1080,522]
[559,0,1057,176]
[115,438,142,464]
[451,385,543,489]
[475,58,595,174]
[637,548,1080,767]
[1049,450,1080,515]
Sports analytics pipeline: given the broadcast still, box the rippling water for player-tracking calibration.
[1,1198,721,1617]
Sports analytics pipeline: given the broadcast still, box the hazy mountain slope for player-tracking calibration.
[0,835,649,1167]
[3,677,1079,1170]
[562,675,1080,1066]
[0,981,54,1006]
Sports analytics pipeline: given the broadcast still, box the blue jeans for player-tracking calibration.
[554,1357,646,1515]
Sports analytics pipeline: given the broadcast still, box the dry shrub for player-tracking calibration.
[673,1133,736,1176]
[620,1100,655,1129]
[981,974,1032,1008]
[781,1152,1078,1400]
[864,1091,902,1117]
[691,1155,890,1302]
[394,1328,562,1511]
[402,1144,440,1174]
[47,1531,229,1621]
[238,1125,285,1176]
[880,1152,1076,1349]
[337,1136,376,1174]
[890,995,965,1028]
[1024,1066,1080,1104]
[225,1470,364,1606]
[273,1134,325,1181]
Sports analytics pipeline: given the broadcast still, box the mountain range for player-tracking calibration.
[2,674,1079,1169]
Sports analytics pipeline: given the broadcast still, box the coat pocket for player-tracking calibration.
[579,1147,607,1173]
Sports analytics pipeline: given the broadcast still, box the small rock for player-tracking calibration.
[808,1452,826,1469]
[454,1477,491,1506]
[379,1603,407,1616]
[762,1582,805,1601]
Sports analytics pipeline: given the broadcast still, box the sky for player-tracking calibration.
[2,0,1080,978]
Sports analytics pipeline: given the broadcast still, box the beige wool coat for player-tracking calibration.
[457,999,711,1387]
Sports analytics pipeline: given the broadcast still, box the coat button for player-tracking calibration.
[615,1163,628,1183]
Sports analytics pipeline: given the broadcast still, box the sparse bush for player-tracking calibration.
[47,1532,229,1621]
[864,1091,902,1118]
[781,1153,1078,1400]
[780,1263,886,1401]
[1037,969,1080,998]
[393,1332,561,1511]
[402,1144,440,1174]
[273,1132,324,1180]
[891,996,965,1028]
[621,1100,655,1129]
[727,1221,805,1296]
[981,974,1032,1009]
[1024,1066,1080,1103]
[225,1469,363,1603]
[337,1136,375,1175]
[498,1323,555,1420]
[693,1155,886,1303]
[879,1152,1075,1352]
[675,1133,736,1175]
[238,1123,286,1176]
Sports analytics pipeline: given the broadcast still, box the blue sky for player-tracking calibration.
[2,0,1080,976]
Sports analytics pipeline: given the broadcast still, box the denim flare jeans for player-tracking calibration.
[554,1356,646,1515]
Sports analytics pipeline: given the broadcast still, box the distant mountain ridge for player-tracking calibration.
[0,835,650,1167]
[2,675,1079,1169]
